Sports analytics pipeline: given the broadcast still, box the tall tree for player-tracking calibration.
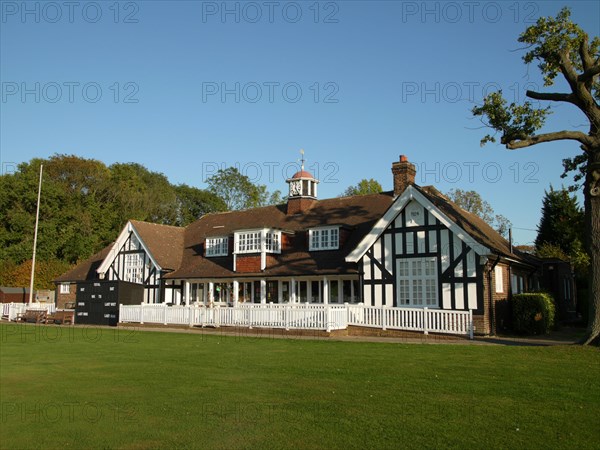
[108,163,178,227]
[341,179,383,196]
[472,8,600,344]
[205,167,279,210]
[535,186,585,255]
[446,189,512,236]
[0,154,238,285]
[0,155,113,264]
[174,184,227,226]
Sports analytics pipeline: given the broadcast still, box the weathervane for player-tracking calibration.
[299,149,305,171]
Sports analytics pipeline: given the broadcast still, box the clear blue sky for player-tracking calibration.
[2,1,599,246]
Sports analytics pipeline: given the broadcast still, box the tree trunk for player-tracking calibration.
[583,149,600,346]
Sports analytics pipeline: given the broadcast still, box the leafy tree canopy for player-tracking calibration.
[0,155,231,273]
[535,186,589,274]
[446,189,512,236]
[341,179,383,197]
[206,167,282,210]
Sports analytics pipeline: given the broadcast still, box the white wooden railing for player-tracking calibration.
[347,305,473,338]
[2,301,472,338]
[118,303,473,338]
[119,303,348,332]
[3,302,57,321]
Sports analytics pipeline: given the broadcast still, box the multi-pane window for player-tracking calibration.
[265,231,281,253]
[396,257,438,307]
[59,283,70,294]
[236,231,261,253]
[206,237,228,257]
[235,230,281,254]
[125,253,144,284]
[309,227,339,251]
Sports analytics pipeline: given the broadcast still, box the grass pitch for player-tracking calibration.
[1,323,599,449]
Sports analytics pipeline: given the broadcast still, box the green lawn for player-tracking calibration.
[1,323,599,449]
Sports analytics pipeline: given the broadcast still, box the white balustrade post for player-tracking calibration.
[188,304,194,328]
[344,302,349,326]
[285,305,289,331]
[326,305,331,332]
[423,307,429,335]
[140,302,145,325]
[381,303,386,331]
[163,304,168,325]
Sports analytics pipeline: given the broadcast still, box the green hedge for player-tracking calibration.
[512,293,556,335]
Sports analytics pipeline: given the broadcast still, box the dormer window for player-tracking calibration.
[265,231,281,253]
[309,226,339,251]
[235,229,281,254]
[206,236,228,257]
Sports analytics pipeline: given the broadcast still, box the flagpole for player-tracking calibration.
[29,164,43,305]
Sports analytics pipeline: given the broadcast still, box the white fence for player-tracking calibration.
[2,302,57,321]
[347,305,473,338]
[119,303,348,332]
[119,303,473,338]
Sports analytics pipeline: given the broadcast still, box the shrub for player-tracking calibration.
[512,293,556,335]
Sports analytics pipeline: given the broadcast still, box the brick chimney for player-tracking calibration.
[391,155,416,196]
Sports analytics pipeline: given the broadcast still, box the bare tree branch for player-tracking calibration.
[505,130,595,150]
[558,49,579,89]
[526,90,575,103]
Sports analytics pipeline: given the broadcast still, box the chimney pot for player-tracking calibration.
[400,155,408,162]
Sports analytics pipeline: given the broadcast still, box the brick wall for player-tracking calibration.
[479,263,511,335]
[287,197,316,215]
[236,255,261,273]
[56,283,77,309]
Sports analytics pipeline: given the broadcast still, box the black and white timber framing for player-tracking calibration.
[96,222,162,303]
[347,186,489,313]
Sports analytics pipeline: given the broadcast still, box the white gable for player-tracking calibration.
[346,185,490,263]
[96,221,161,275]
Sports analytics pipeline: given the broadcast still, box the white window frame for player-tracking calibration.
[234,229,281,255]
[309,226,339,251]
[125,253,144,284]
[59,283,70,294]
[396,257,438,307]
[495,265,504,293]
[265,231,281,253]
[206,236,229,257]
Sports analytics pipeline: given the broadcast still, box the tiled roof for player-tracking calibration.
[56,182,533,283]
[165,192,396,279]
[54,246,112,282]
[129,220,185,271]
[416,185,531,264]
